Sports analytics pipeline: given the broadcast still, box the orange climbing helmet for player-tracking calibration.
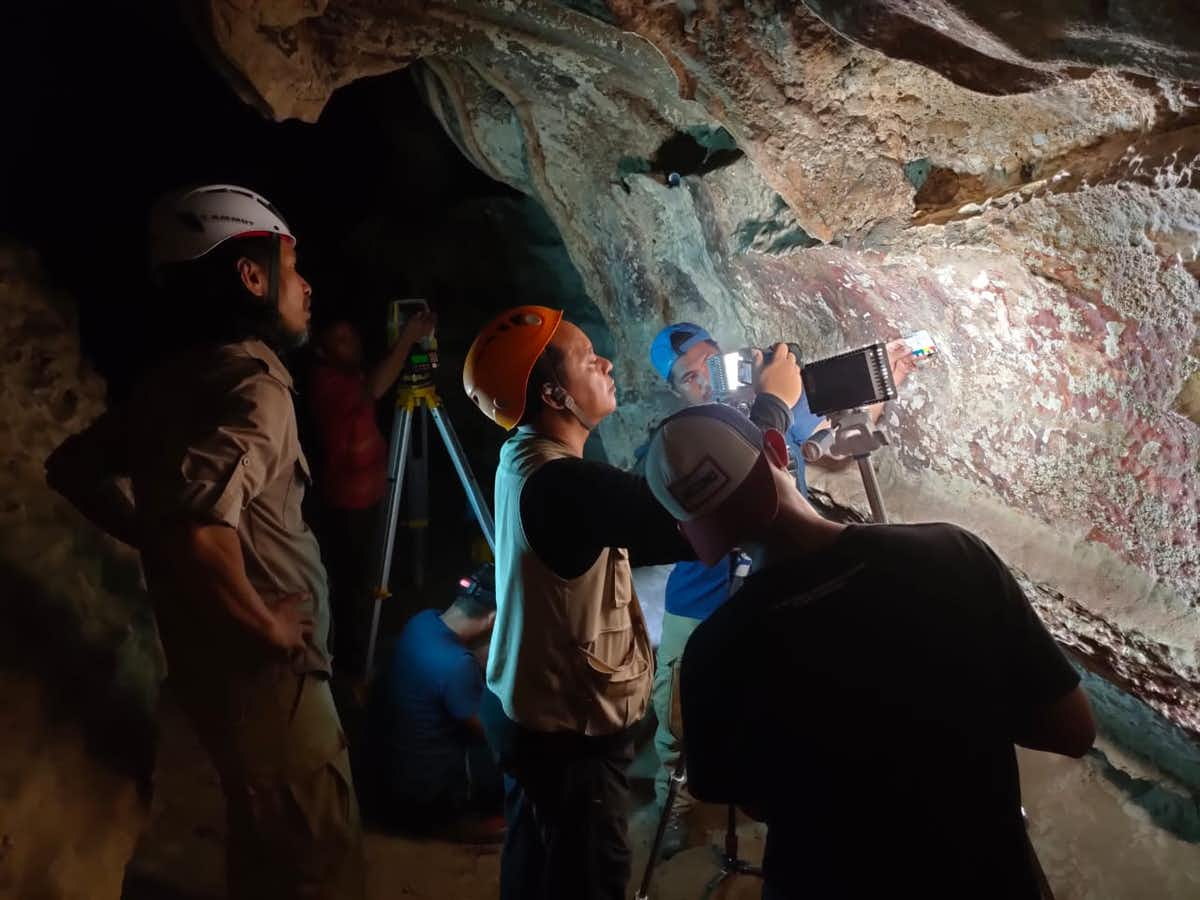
[463,305,564,430]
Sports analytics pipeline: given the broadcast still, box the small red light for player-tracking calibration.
[459,578,473,589]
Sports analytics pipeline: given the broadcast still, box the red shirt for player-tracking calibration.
[308,364,388,510]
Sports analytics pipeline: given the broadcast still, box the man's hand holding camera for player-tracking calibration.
[752,341,804,409]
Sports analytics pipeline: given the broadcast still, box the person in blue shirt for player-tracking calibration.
[363,564,504,841]
[638,322,914,858]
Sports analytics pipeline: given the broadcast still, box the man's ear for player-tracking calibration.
[541,382,568,412]
[763,428,790,469]
[236,256,269,299]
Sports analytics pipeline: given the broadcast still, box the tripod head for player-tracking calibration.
[801,407,888,463]
[801,407,891,523]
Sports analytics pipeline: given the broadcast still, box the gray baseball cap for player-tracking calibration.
[644,403,781,565]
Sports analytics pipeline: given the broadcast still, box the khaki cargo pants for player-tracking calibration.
[652,611,702,812]
[173,662,365,900]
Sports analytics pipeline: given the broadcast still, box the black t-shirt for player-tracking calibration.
[520,394,793,578]
[681,522,1079,900]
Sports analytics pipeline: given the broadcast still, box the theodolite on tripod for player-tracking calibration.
[363,299,496,675]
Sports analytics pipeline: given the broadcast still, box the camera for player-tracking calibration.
[706,340,897,416]
[800,342,896,416]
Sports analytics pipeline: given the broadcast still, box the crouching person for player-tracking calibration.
[643,404,1096,900]
[362,563,504,841]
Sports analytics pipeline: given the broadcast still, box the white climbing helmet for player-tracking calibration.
[148,184,295,269]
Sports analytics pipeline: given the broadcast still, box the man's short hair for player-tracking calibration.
[154,235,283,346]
[644,404,780,565]
[157,235,276,300]
[518,341,566,426]
[450,563,496,620]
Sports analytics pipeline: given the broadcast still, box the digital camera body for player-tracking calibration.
[706,340,897,416]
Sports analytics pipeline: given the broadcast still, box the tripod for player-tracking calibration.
[637,752,762,900]
[363,379,496,675]
[802,407,890,523]
[637,660,763,900]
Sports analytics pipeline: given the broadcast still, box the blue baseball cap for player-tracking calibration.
[650,322,714,381]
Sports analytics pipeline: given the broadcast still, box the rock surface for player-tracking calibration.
[0,244,162,899]
[0,0,1197,894]
[801,1,1200,89]
[189,0,1198,747]
[0,0,1180,894]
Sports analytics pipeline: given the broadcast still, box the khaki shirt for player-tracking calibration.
[58,339,331,679]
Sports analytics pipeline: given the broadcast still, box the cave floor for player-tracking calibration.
[121,689,1200,900]
[118,690,766,900]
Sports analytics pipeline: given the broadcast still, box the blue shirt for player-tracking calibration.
[367,610,483,804]
[658,394,824,621]
[784,392,825,497]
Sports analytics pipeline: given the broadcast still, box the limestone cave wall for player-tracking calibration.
[4,1,1196,895]
[0,244,162,898]
[191,0,1198,751]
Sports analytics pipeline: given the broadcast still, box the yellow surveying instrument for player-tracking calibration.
[364,300,496,674]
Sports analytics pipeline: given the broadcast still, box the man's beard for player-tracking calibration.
[248,301,308,353]
[279,323,310,351]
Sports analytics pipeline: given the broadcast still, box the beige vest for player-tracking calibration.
[488,430,654,735]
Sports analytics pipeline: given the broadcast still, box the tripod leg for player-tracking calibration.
[404,406,430,591]
[855,455,889,523]
[429,404,496,554]
[724,805,739,864]
[364,405,415,676]
[711,803,766,883]
[636,755,689,900]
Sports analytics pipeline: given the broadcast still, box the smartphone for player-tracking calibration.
[903,329,938,360]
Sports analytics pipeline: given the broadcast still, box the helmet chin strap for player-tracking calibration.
[561,392,598,431]
[548,382,597,431]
